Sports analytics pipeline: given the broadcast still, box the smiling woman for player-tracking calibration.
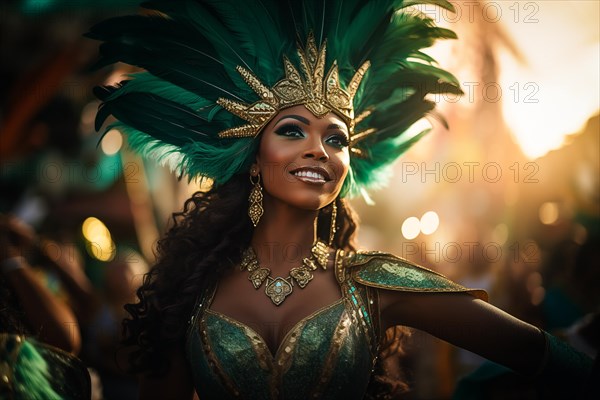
[87,0,594,398]
[257,105,350,211]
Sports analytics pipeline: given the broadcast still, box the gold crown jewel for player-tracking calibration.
[217,33,371,139]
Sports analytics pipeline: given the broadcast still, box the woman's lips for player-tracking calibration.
[290,167,331,184]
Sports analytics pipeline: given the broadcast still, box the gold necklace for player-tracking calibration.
[241,241,330,305]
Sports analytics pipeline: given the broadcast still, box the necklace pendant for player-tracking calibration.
[249,267,270,289]
[243,243,332,305]
[265,277,293,306]
[290,266,313,288]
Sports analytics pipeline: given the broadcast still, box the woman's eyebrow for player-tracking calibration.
[275,114,310,125]
[327,123,347,131]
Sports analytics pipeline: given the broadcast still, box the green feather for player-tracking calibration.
[104,73,214,119]
[201,0,286,79]
[117,123,258,185]
[143,0,261,84]
[14,340,63,400]
[95,91,217,146]
[401,0,456,13]
[89,0,461,198]
[86,15,249,101]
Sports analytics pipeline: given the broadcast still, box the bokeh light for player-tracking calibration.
[100,128,123,156]
[401,217,421,240]
[420,211,439,235]
[491,223,509,246]
[538,202,559,225]
[82,217,116,262]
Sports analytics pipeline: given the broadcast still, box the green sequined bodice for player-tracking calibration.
[186,250,377,399]
[185,250,485,399]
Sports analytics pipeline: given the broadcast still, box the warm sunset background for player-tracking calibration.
[1,1,597,398]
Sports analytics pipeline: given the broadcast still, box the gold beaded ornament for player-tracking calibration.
[241,241,330,306]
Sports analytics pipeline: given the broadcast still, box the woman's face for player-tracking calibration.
[256,105,350,210]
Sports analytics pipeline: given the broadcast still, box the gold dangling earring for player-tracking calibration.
[248,171,263,227]
[329,200,337,246]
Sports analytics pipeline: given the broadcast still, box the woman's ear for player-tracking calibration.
[250,164,260,177]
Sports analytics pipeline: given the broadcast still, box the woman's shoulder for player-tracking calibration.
[345,250,487,300]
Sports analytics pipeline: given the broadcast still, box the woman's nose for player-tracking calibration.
[302,136,329,162]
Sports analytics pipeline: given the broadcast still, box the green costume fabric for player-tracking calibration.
[0,334,91,400]
[453,332,595,399]
[186,251,484,399]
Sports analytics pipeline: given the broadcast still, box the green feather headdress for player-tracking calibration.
[87,0,462,198]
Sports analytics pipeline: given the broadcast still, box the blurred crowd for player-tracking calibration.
[1,213,146,398]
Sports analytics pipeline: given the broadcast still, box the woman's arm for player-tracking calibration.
[1,256,81,354]
[379,290,547,375]
[138,349,196,400]
[1,215,81,353]
[38,238,101,324]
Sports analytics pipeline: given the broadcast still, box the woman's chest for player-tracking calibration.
[186,280,379,399]
[208,264,344,354]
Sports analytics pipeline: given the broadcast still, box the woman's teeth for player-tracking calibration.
[294,170,325,181]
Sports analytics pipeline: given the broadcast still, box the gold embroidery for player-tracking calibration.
[199,314,242,397]
[204,299,345,399]
[205,310,274,373]
[270,322,305,400]
[345,283,375,358]
[381,262,425,281]
[309,310,352,398]
[192,252,381,398]
[334,248,346,284]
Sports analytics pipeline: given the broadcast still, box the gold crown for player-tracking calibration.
[217,33,371,139]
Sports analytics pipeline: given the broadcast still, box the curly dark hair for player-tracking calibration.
[122,173,409,395]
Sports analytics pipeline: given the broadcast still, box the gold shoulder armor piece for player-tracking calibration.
[349,251,487,301]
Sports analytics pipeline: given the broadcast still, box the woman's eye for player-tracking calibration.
[274,124,304,138]
[326,134,349,148]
